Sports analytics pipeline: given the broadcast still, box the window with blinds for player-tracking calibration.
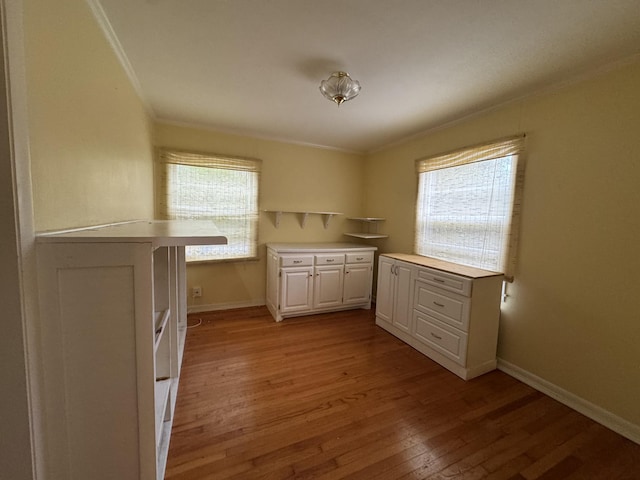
[157,149,260,262]
[415,136,525,279]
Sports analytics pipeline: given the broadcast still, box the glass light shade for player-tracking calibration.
[319,71,361,105]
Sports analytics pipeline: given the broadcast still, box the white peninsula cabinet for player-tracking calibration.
[266,243,377,322]
[36,220,227,480]
[376,253,503,380]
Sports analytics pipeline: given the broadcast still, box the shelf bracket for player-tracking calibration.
[300,212,309,228]
[322,214,334,229]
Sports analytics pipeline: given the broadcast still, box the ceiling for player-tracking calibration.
[95,0,640,153]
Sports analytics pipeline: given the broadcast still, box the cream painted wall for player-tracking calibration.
[365,59,640,427]
[154,122,367,310]
[24,0,154,232]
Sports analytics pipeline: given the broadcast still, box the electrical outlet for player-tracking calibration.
[192,286,202,298]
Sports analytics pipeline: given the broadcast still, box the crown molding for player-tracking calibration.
[154,118,365,156]
[369,53,640,155]
[85,0,155,118]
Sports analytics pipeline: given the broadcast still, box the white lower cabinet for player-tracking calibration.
[266,243,377,322]
[35,221,227,480]
[375,255,414,333]
[375,253,503,380]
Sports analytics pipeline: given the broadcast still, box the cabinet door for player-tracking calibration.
[393,262,413,333]
[375,257,396,323]
[313,265,344,309]
[280,267,314,313]
[343,263,371,305]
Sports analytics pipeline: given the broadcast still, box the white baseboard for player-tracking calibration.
[187,299,266,314]
[497,358,640,445]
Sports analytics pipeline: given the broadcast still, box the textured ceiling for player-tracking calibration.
[95,0,640,153]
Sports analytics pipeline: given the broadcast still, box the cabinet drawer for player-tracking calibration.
[414,281,470,331]
[417,268,472,296]
[414,311,467,366]
[280,255,313,267]
[345,252,373,264]
[315,254,345,265]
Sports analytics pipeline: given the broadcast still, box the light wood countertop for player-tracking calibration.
[381,253,502,279]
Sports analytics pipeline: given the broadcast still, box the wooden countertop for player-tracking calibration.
[382,253,502,279]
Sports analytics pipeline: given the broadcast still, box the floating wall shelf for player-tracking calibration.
[344,217,389,239]
[264,210,343,229]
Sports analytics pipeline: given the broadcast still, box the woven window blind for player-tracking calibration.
[157,149,260,262]
[415,135,525,279]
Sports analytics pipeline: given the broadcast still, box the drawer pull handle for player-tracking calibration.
[293,260,302,264]
[433,301,445,307]
[434,278,445,283]
[430,332,442,340]
[326,259,334,262]
[356,257,363,261]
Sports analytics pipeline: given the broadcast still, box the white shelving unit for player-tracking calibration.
[264,210,342,229]
[36,220,227,480]
[344,217,388,239]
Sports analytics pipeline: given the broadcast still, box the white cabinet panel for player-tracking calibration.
[375,257,414,334]
[346,252,374,264]
[375,256,395,323]
[281,267,314,313]
[280,255,313,267]
[414,311,468,365]
[314,265,345,308]
[266,249,279,314]
[315,254,345,265]
[394,262,414,333]
[414,281,470,331]
[57,264,140,479]
[343,264,372,305]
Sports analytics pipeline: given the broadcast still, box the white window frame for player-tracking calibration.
[414,136,525,279]
[156,149,261,263]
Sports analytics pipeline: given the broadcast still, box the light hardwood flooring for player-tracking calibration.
[165,307,640,479]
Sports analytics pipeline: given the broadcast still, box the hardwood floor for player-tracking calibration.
[165,307,640,479]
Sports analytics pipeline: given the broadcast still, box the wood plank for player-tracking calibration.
[165,307,640,479]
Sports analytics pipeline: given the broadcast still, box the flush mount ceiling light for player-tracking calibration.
[319,71,361,106]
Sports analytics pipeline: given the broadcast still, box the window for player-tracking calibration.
[415,136,525,278]
[157,149,260,262]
